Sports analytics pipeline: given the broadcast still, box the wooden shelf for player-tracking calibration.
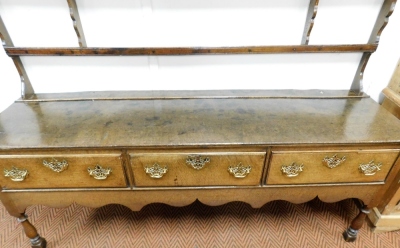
[5,44,377,56]
[17,90,368,102]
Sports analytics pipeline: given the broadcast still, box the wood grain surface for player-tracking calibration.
[1,97,400,149]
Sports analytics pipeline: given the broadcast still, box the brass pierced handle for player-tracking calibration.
[359,161,382,176]
[323,154,346,169]
[4,166,29,182]
[87,165,112,180]
[144,163,168,178]
[281,162,304,177]
[228,163,251,178]
[186,155,210,170]
[43,158,69,173]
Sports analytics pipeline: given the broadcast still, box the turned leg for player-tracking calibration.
[17,213,47,248]
[0,192,46,247]
[343,205,370,242]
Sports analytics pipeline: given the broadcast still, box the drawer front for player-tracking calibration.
[267,149,399,185]
[0,152,126,189]
[130,151,266,187]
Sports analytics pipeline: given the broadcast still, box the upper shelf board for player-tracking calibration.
[5,44,377,56]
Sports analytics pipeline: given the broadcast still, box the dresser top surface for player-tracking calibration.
[0,96,400,149]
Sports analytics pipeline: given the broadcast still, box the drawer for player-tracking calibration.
[130,150,266,187]
[0,151,127,189]
[266,149,399,185]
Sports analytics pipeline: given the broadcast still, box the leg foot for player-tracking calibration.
[17,214,47,248]
[343,205,370,242]
[30,235,47,248]
[342,227,358,242]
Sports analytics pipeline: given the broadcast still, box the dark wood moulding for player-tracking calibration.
[5,44,377,56]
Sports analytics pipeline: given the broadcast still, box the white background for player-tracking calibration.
[0,0,400,112]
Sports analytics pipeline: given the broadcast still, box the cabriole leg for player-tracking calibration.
[343,206,370,242]
[17,213,47,248]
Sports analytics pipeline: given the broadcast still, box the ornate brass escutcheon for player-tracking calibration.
[323,154,346,169]
[281,162,304,177]
[4,166,29,181]
[359,161,382,176]
[43,158,69,173]
[87,165,112,180]
[144,163,168,178]
[186,155,210,170]
[228,163,252,178]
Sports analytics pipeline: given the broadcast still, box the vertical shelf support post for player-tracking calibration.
[0,15,35,99]
[301,0,319,45]
[350,0,397,95]
[66,0,87,47]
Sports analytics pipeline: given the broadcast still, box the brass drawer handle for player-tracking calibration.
[87,165,112,180]
[4,166,29,182]
[144,163,168,178]
[43,158,69,173]
[323,154,346,168]
[281,162,304,177]
[228,163,252,178]
[186,155,210,170]
[359,161,382,176]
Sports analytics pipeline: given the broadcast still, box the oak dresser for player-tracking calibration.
[1,91,400,247]
[1,1,400,247]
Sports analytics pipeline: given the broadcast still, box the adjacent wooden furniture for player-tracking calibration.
[368,58,400,232]
[382,59,400,119]
[1,1,400,247]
